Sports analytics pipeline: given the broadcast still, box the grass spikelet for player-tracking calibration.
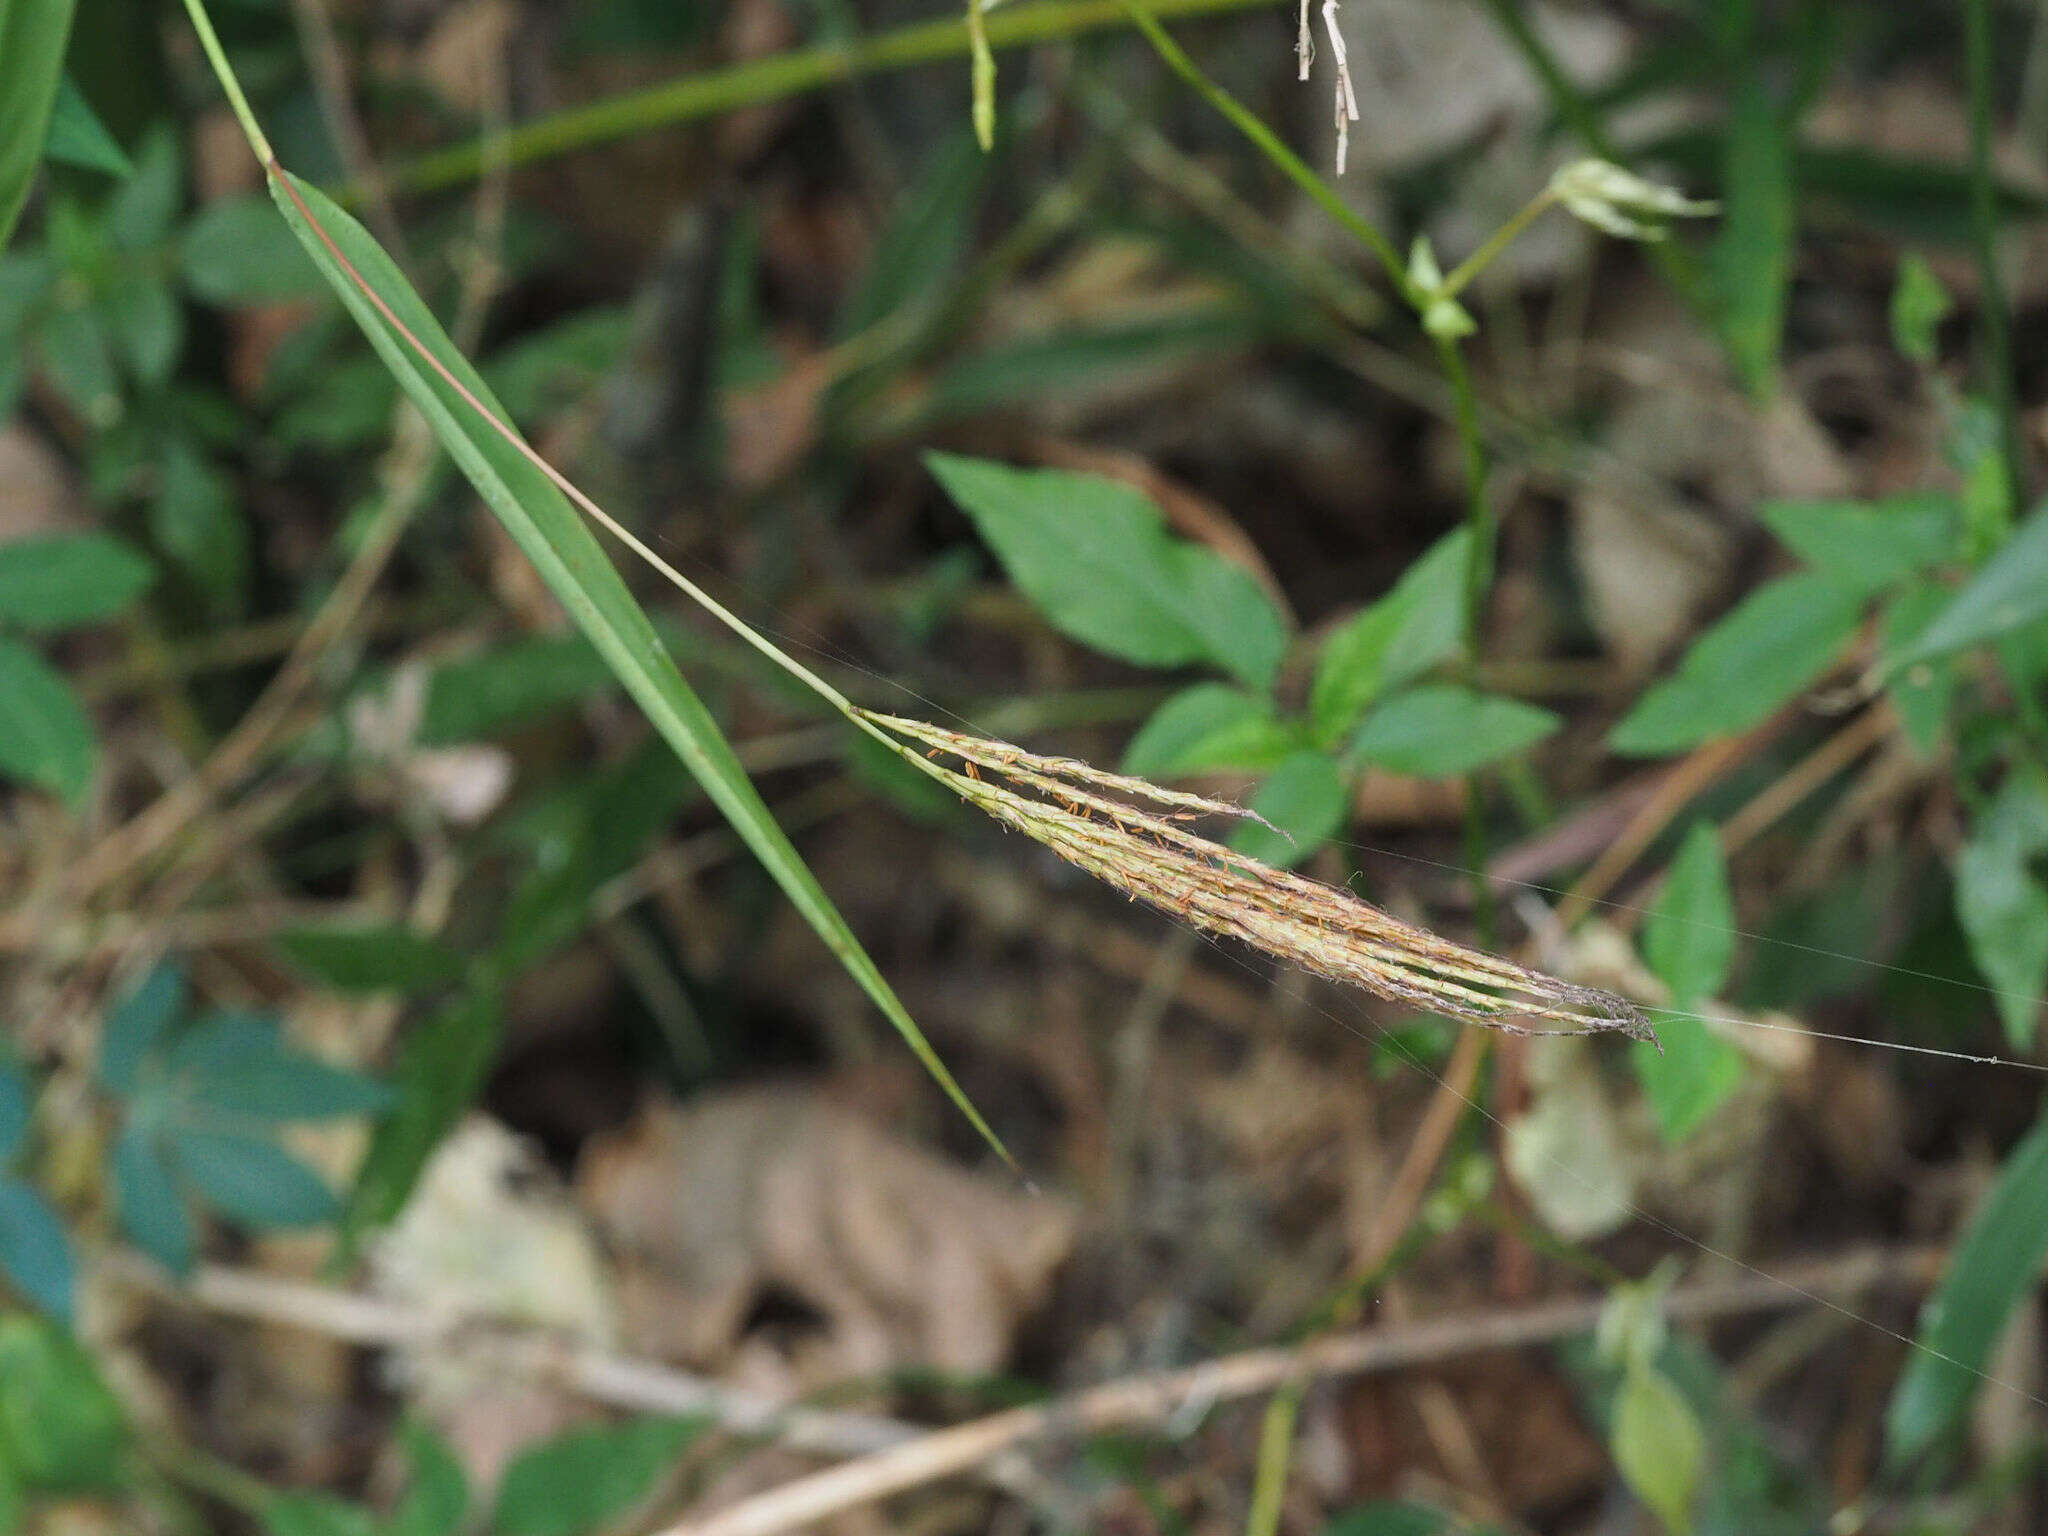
[862,710,1656,1044]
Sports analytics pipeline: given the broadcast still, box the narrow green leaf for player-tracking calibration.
[840,130,984,334]
[185,1053,392,1122]
[1886,501,2048,671]
[1889,253,1951,364]
[0,636,95,802]
[1309,529,1470,744]
[1319,1502,1447,1536]
[1609,576,1864,756]
[179,193,324,305]
[277,925,464,994]
[491,1416,704,1536]
[99,962,185,1094]
[0,1178,73,1322]
[264,169,1004,1161]
[1643,823,1734,1007]
[113,1123,194,1275]
[1759,493,1955,595]
[1229,750,1346,869]
[0,532,153,632]
[0,0,77,248]
[171,1130,337,1227]
[39,77,127,177]
[1885,1110,2048,1467]
[1612,1361,1704,1536]
[1953,774,2048,1050]
[927,451,1288,690]
[0,1059,27,1163]
[1347,686,1559,779]
[338,988,502,1257]
[1712,77,1793,396]
[0,1315,126,1489]
[1122,682,1297,776]
[161,1009,281,1078]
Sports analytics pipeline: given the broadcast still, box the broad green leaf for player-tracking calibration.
[1954,398,2013,559]
[1633,1015,1744,1145]
[1609,576,1864,756]
[1320,1503,1447,1536]
[927,452,1288,690]
[1889,253,1950,365]
[0,532,152,631]
[266,169,1004,1160]
[99,962,185,1094]
[262,1494,377,1536]
[113,1124,193,1275]
[1229,751,1346,869]
[185,1053,392,1122]
[0,1315,125,1489]
[1347,686,1559,779]
[104,277,181,386]
[1712,77,1793,396]
[102,128,179,250]
[1952,774,2048,1050]
[0,1059,26,1162]
[1886,1110,2048,1467]
[1122,682,1297,777]
[388,1422,468,1536]
[0,0,76,248]
[0,1178,72,1321]
[179,193,324,305]
[1886,500,2048,671]
[492,1416,704,1536]
[1882,581,1955,756]
[0,636,94,801]
[1642,823,1734,1007]
[170,1130,337,1227]
[1309,529,1470,743]
[1759,493,1955,595]
[39,77,127,177]
[277,924,464,994]
[153,438,247,620]
[33,299,117,425]
[418,631,616,745]
[338,988,502,1259]
[0,248,53,339]
[481,308,630,425]
[1612,1361,1704,1536]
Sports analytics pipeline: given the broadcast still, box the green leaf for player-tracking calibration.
[1609,576,1865,756]
[1885,501,2048,672]
[1309,529,1471,744]
[0,1178,72,1321]
[839,130,984,335]
[1612,1361,1704,1536]
[112,1124,193,1275]
[1952,773,2048,1050]
[480,308,630,426]
[103,277,182,385]
[0,636,94,802]
[99,962,185,1094]
[927,313,1256,419]
[186,1052,392,1122]
[1632,1015,1744,1145]
[1886,1110,2048,1467]
[1320,1503,1447,1536]
[418,631,616,745]
[0,1315,125,1490]
[1712,77,1793,396]
[171,1130,337,1227]
[927,452,1288,691]
[0,0,77,249]
[1643,823,1734,1007]
[1347,686,1559,779]
[337,988,502,1258]
[102,128,179,250]
[34,299,118,426]
[0,1059,27,1163]
[277,925,464,994]
[1229,751,1346,869]
[1122,682,1297,776]
[1759,493,1955,595]
[39,77,126,177]
[1889,253,1951,364]
[491,1416,704,1536]
[262,1495,377,1536]
[0,532,152,632]
[265,169,1004,1161]
[388,1422,468,1536]
[152,438,247,620]
[1881,581,1955,756]
[179,194,324,305]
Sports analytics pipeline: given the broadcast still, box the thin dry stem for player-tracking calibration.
[860,712,1653,1043]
